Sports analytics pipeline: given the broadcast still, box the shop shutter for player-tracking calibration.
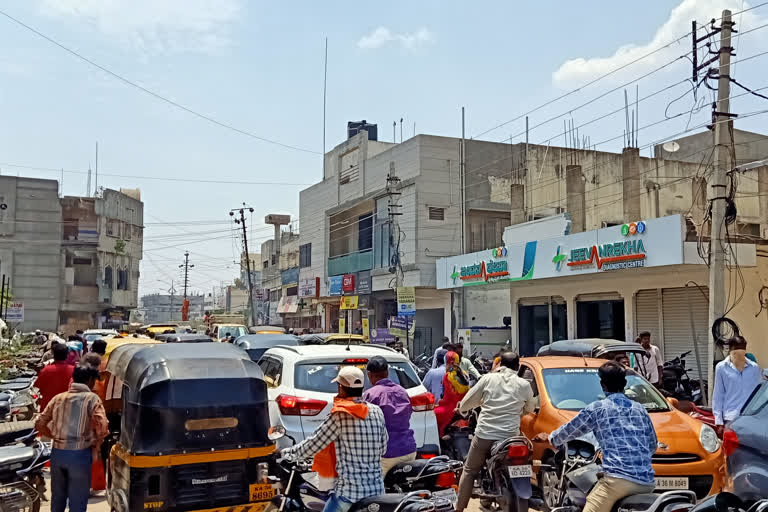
[662,287,709,378]
[634,289,660,346]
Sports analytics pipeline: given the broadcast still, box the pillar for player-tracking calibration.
[566,165,585,233]
[622,147,641,222]
[759,166,768,238]
[510,184,525,226]
[566,295,578,339]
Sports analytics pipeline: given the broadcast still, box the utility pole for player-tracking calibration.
[179,251,194,299]
[707,10,734,399]
[230,204,257,327]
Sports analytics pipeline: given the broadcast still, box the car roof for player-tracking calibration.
[264,343,401,361]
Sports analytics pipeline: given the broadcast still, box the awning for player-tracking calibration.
[277,296,299,314]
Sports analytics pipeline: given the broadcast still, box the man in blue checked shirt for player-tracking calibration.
[535,362,657,512]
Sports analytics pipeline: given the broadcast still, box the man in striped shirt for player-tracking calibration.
[35,364,109,512]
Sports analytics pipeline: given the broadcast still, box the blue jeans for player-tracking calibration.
[51,448,92,512]
[323,493,353,512]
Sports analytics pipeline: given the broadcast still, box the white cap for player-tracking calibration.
[331,366,365,388]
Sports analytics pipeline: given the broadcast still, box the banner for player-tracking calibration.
[6,302,23,323]
[299,278,318,298]
[389,315,413,338]
[339,296,359,310]
[361,318,369,341]
[397,287,416,317]
[370,328,396,345]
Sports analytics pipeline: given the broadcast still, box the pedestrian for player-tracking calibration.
[81,353,102,370]
[282,366,388,512]
[431,337,453,368]
[434,351,470,436]
[35,344,75,411]
[452,342,481,382]
[713,335,762,429]
[535,362,657,512]
[363,356,417,475]
[66,337,83,366]
[633,331,663,386]
[455,352,536,512]
[35,364,109,512]
[90,339,107,358]
[423,349,448,400]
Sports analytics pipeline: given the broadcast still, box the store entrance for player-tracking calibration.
[576,300,625,340]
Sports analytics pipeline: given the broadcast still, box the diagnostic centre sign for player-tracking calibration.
[436,215,684,289]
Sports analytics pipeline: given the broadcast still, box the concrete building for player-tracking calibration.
[140,293,204,323]
[259,227,299,326]
[0,176,62,330]
[59,188,144,331]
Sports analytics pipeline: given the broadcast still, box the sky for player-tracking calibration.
[0,0,766,297]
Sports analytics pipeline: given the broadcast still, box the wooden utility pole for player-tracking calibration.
[707,10,734,397]
[231,205,257,327]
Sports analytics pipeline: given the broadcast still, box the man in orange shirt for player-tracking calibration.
[35,344,74,411]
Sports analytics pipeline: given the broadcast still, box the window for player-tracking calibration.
[106,219,119,238]
[299,243,312,268]
[104,266,113,289]
[72,257,92,266]
[358,213,373,251]
[116,268,125,290]
[263,260,268,269]
[467,210,508,252]
[123,222,132,241]
[271,255,277,265]
[373,217,394,269]
[258,357,283,388]
[742,382,768,416]
[294,361,420,393]
[428,207,445,221]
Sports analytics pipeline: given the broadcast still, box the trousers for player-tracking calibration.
[584,476,656,512]
[51,448,92,512]
[323,493,353,512]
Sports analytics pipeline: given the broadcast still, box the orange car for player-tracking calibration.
[518,356,725,507]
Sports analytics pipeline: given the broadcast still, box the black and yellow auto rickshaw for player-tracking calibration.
[105,343,277,512]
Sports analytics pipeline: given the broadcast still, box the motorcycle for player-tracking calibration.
[267,426,455,512]
[0,430,51,512]
[0,377,40,422]
[384,455,462,495]
[685,492,767,512]
[441,413,473,462]
[537,438,696,512]
[660,351,706,405]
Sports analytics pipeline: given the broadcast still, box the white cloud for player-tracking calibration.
[357,26,433,50]
[552,0,766,88]
[39,0,242,53]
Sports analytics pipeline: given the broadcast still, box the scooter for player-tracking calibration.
[0,430,51,512]
[538,438,696,512]
[267,425,455,512]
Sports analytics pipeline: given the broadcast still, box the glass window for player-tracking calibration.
[358,213,373,251]
[299,243,312,268]
[518,298,567,357]
[542,368,669,412]
[104,266,113,289]
[742,382,768,416]
[295,361,420,393]
[373,218,393,269]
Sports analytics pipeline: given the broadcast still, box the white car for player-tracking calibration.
[258,344,439,451]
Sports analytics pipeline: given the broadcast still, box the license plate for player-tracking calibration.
[655,477,689,490]
[432,488,458,505]
[249,483,277,502]
[508,465,533,478]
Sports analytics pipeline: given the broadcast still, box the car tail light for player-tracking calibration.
[410,392,435,412]
[722,428,739,456]
[276,394,327,416]
[435,471,457,488]
[343,358,368,364]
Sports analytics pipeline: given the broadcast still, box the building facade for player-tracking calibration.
[140,293,205,323]
[59,188,144,331]
[0,176,62,330]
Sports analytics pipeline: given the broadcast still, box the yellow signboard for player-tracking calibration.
[361,318,370,341]
[339,318,346,334]
[340,296,359,310]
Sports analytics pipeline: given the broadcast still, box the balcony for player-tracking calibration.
[328,249,373,276]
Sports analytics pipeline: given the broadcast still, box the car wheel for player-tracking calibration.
[538,457,561,512]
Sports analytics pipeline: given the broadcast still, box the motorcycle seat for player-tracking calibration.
[616,493,659,510]
[0,382,31,392]
[0,446,36,467]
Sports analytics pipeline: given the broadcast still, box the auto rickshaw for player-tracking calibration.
[105,343,277,512]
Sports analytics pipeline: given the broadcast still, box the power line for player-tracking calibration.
[0,8,320,156]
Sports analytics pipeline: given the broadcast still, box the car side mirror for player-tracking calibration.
[666,397,679,409]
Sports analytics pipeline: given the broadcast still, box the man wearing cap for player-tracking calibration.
[363,356,417,475]
[282,366,388,512]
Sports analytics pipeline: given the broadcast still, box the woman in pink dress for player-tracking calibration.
[434,351,470,436]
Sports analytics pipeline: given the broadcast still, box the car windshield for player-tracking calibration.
[295,361,421,393]
[84,333,105,341]
[220,326,247,338]
[542,368,669,412]
[742,382,768,416]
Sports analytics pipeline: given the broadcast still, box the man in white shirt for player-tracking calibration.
[454,352,535,512]
[633,331,663,386]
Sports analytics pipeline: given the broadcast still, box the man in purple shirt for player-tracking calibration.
[364,356,417,475]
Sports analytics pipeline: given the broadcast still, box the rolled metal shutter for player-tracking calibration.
[634,289,660,346]
[662,287,709,378]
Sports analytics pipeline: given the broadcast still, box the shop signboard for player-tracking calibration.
[281,267,300,286]
[397,286,416,317]
[436,214,685,289]
[339,318,346,334]
[342,274,356,293]
[370,328,396,344]
[389,316,411,337]
[299,278,318,298]
[361,318,370,341]
[339,296,359,310]
[277,296,299,314]
[328,276,343,296]
[5,302,23,322]
[357,271,371,295]
[252,288,267,301]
